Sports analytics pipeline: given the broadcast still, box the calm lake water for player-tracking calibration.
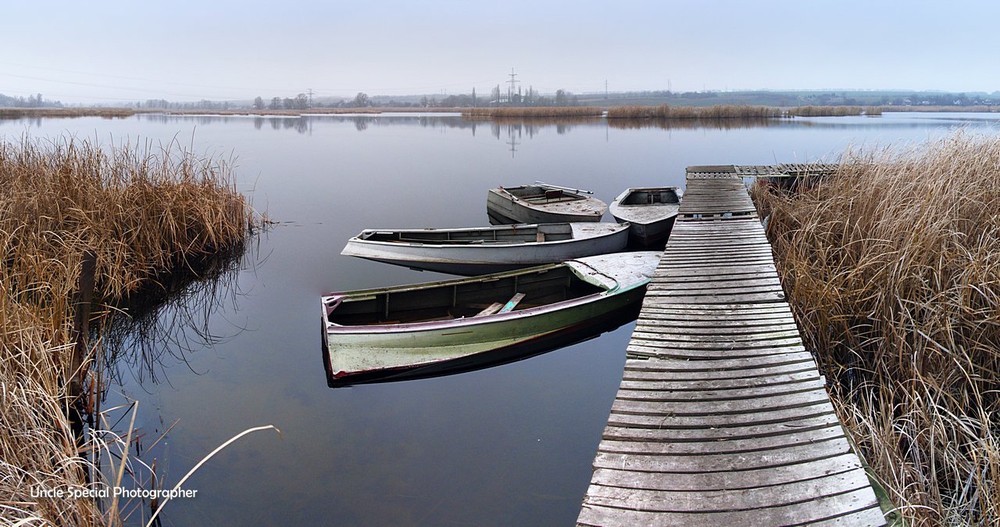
[3,111,999,526]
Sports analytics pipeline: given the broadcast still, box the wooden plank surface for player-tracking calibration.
[578,172,886,526]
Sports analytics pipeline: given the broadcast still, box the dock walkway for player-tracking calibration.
[577,167,886,526]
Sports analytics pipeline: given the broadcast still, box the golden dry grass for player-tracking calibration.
[0,135,254,525]
[606,104,784,119]
[605,104,882,120]
[752,132,1000,526]
[787,105,879,117]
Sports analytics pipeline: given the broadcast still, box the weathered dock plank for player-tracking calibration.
[620,368,822,389]
[589,452,863,491]
[578,171,886,526]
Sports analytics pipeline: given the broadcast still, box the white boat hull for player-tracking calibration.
[341,223,629,275]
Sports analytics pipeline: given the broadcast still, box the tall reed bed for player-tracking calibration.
[752,132,1000,525]
[605,104,881,120]
[606,104,783,119]
[0,136,254,525]
[463,106,604,119]
[787,105,879,117]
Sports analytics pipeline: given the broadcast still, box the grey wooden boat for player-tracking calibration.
[321,252,660,385]
[487,182,607,224]
[341,222,629,275]
[609,186,682,247]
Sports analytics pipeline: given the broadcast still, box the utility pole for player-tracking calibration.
[605,79,608,100]
[307,88,314,108]
[507,68,519,106]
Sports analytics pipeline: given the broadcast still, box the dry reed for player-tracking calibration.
[787,105,878,117]
[605,104,882,120]
[606,104,784,120]
[752,132,1000,526]
[0,135,254,525]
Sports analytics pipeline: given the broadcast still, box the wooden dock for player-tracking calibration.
[577,166,886,526]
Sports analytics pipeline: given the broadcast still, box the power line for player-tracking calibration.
[506,68,519,104]
[0,61,272,93]
[0,72,245,100]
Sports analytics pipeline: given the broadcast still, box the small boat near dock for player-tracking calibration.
[487,182,607,224]
[609,186,682,247]
[341,222,629,275]
[321,252,660,385]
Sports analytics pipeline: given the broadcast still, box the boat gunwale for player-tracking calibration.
[324,287,620,335]
[324,299,644,384]
[344,222,629,251]
[322,260,650,335]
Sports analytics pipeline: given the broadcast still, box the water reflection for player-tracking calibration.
[70,238,258,526]
[135,112,796,138]
[138,113,486,135]
[133,111,1000,136]
[326,303,641,388]
[606,117,780,130]
[99,239,257,388]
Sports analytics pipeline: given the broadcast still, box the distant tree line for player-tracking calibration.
[576,90,1000,108]
[138,89,1000,111]
[0,93,61,108]
[17,88,987,113]
[253,93,310,110]
[241,87,584,110]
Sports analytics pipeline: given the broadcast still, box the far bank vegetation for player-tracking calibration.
[464,104,882,121]
[606,104,881,119]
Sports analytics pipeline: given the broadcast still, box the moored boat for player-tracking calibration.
[341,222,629,275]
[609,186,682,247]
[487,182,607,224]
[321,252,660,385]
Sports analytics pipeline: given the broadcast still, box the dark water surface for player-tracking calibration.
[3,112,999,526]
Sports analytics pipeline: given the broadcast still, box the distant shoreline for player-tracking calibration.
[2,105,998,120]
[0,107,448,119]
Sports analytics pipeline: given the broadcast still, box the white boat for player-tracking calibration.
[487,182,607,224]
[609,187,682,247]
[321,252,660,385]
[341,222,629,275]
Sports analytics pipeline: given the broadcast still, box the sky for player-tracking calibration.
[2,0,997,104]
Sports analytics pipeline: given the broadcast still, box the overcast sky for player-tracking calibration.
[2,0,996,104]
